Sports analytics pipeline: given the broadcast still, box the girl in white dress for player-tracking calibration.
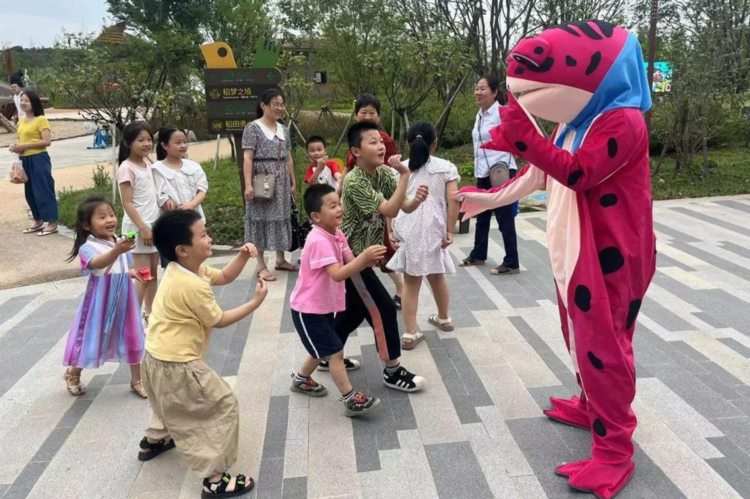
[387,122,460,349]
[152,125,208,221]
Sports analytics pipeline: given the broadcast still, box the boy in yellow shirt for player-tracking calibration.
[137,209,267,498]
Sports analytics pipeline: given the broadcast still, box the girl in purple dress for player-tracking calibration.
[63,197,148,397]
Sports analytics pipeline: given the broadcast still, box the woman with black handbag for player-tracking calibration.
[242,89,299,281]
[460,75,521,275]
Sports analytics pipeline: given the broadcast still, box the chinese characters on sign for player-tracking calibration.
[204,67,283,133]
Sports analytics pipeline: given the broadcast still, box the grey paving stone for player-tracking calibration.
[0,293,40,324]
[352,422,380,472]
[705,458,750,497]
[0,483,9,498]
[2,461,48,499]
[655,252,693,271]
[449,266,496,312]
[279,271,298,334]
[107,362,132,386]
[646,363,743,420]
[707,437,750,476]
[256,456,284,499]
[668,240,750,281]
[506,417,577,496]
[719,241,750,261]
[356,345,406,450]
[525,216,546,232]
[652,273,750,335]
[729,397,750,416]
[508,316,578,393]
[424,441,494,499]
[671,207,750,238]
[641,298,694,332]
[717,338,750,358]
[0,298,81,396]
[281,476,307,499]
[653,221,699,243]
[441,338,493,408]
[262,396,290,460]
[388,390,418,431]
[528,385,577,412]
[711,416,750,457]
[633,328,675,368]
[632,446,687,499]
[220,317,252,376]
[715,199,750,213]
[424,333,481,424]
[30,427,73,463]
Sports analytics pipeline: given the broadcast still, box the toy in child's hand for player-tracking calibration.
[137,268,152,281]
[125,231,138,240]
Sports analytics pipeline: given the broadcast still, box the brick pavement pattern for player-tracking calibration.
[1,196,750,498]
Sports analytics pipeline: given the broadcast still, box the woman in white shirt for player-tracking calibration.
[460,75,520,275]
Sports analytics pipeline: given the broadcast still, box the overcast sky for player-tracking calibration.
[0,0,110,48]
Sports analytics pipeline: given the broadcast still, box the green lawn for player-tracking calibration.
[57,145,750,247]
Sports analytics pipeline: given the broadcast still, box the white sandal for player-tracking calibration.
[401,331,425,350]
[428,314,454,332]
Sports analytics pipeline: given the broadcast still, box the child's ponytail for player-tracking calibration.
[118,121,152,164]
[406,121,437,172]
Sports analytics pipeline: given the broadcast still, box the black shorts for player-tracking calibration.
[291,310,344,359]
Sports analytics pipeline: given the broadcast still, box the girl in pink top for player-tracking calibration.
[117,121,160,324]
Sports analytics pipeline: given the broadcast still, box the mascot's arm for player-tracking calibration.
[457,164,546,219]
[486,94,642,192]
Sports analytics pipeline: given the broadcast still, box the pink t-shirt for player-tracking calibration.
[290,225,353,314]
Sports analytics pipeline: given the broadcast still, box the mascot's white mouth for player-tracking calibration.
[507,77,593,123]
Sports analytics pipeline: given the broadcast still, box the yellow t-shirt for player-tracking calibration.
[146,262,224,362]
[16,116,51,157]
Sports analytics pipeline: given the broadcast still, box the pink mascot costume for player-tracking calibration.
[459,20,655,498]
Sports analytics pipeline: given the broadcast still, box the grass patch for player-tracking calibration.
[651,147,750,200]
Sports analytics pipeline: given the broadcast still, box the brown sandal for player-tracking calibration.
[257,268,277,281]
[459,258,485,267]
[274,261,299,272]
[131,380,148,399]
[64,368,86,396]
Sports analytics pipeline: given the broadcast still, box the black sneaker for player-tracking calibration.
[383,366,425,392]
[393,294,402,309]
[290,374,328,397]
[318,358,361,371]
[342,391,381,417]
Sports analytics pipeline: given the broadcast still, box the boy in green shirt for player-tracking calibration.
[330,121,428,392]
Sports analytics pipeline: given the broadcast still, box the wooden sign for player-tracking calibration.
[204,68,283,133]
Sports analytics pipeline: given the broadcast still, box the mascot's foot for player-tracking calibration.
[556,457,635,499]
[543,396,591,429]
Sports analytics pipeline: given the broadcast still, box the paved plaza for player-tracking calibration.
[1,196,750,498]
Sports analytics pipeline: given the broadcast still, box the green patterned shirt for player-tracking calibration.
[341,166,397,255]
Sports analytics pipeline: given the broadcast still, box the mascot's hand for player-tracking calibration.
[481,92,536,157]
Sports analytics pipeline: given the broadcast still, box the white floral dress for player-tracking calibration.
[388,156,459,276]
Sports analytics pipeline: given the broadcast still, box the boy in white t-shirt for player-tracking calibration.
[289,184,385,416]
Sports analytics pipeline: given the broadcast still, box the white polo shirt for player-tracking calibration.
[472,101,516,178]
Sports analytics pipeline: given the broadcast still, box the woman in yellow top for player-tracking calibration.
[9,90,58,235]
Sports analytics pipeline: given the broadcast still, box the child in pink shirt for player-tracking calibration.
[289,184,386,417]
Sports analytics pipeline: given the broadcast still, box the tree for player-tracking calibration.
[432,0,536,78]
[45,33,172,132]
[531,0,630,28]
